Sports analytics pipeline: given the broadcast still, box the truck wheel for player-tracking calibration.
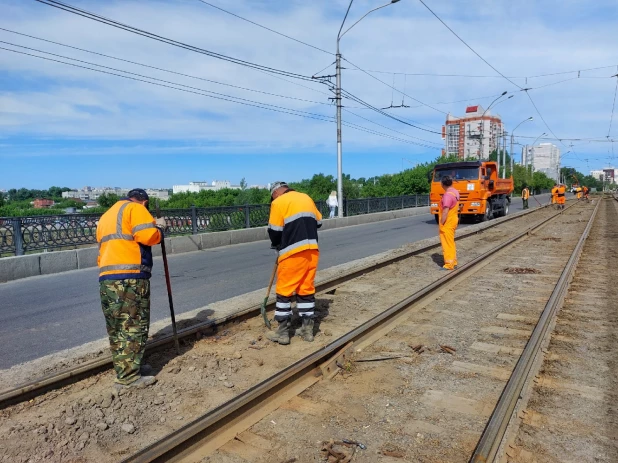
[434,214,439,224]
[481,201,492,221]
[502,201,509,217]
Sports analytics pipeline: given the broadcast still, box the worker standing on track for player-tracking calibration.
[551,183,559,207]
[266,181,322,345]
[96,189,166,389]
[438,176,460,271]
[583,185,590,201]
[521,185,530,210]
[557,184,566,209]
[576,186,583,200]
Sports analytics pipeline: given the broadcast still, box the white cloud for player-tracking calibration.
[1,0,618,172]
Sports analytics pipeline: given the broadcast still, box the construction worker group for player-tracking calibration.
[96,180,582,389]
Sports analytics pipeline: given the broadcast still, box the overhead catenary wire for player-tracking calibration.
[607,73,618,138]
[194,0,332,56]
[0,29,337,107]
[1,45,438,150]
[34,0,322,83]
[416,0,523,90]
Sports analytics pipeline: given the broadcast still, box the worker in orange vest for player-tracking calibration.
[266,181,322,345]
[438,176,460,270]
[583,185,590,200]
[557,184,566,209]
[551,184,559,207]
[521,185,530,210]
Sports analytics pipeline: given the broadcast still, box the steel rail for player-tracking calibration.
[470,198,601,463]
[0,201,558,409]
[122,202,583,463]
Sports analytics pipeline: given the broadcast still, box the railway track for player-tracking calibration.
[0,199,600,463]
[0,202,557,410]
[115,200,598,463]
[498,197,618,463]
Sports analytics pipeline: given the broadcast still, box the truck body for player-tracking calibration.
[430,161,514,222]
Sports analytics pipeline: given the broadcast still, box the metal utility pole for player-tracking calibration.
[510,117,534,177]
[335,0,400,218]
[502,130,507,178]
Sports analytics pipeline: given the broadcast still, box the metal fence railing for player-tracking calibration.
[0,194,430,256]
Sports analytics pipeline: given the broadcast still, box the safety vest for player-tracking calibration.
[522,188,530,200]
[439,187,460,229]
[96,199,162,281]
[268,190,322,262]
[558,186,566,197]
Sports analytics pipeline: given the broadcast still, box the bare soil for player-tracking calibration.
[0,206,577,463]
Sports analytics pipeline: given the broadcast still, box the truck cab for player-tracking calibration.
[430,161,514,223]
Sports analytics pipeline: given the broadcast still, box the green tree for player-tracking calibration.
[97,193,119,208]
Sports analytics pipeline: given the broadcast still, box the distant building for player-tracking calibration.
[33,198,54,209]
[63,187,169,202]
[521,143,561,182]
[444,105,504,159]
[590,168,617,184]
[172,181,241,194]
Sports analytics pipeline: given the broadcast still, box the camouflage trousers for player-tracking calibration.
[100,279,151,385]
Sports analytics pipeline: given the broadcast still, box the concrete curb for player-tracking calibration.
[0,206,429,283]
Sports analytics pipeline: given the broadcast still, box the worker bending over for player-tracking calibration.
[551,184,559,207]
[557,184,566,209]
[97,189,166,388]
[267,181,322,345]
[438,176,460,270]
[521,185,530,210]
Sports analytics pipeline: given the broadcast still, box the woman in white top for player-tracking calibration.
[326,191,338,218]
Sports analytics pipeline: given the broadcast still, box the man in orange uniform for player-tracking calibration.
[438,176,460,270]
[557,184,566,209]
[521,185,530,210]
[551,183,559,207]
[583,185,590,200]
[267,181,322,345]
[97,189,166,388]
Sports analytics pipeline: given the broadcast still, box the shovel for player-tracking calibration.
[261,254,278,329]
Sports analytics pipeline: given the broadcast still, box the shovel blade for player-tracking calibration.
[261,297,271,329]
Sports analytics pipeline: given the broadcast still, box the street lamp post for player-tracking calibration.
[527,132,547,184]
[336,0,400,218]
[479,91,508,160]
[510,116,533,176]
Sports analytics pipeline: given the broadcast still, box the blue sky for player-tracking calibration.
[2,0,618,189]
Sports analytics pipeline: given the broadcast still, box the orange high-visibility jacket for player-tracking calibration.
[268,190,322,262]
[96,199,162,281]
[522,188,530,200]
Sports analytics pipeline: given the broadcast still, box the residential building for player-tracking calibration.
[590,168,617,184]
[521,143,561,182]
[172,181,241,194]
[62,187,169,201]
[33,198,55,209]
[444,105,504,159]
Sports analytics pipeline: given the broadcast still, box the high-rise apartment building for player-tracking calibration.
[521,143,560,182]
[444,105,504,159]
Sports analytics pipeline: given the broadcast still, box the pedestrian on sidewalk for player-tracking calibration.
[521,185,530,210]
[266,181,322,345]
[96,188,167,389]
[438,176,460,270]
[326,191,339,219]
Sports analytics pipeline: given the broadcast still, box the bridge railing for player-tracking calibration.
[0,194,430,256]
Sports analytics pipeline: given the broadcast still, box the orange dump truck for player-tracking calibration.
[430,161,514,223]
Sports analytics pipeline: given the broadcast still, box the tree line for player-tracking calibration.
[1,153,610,217]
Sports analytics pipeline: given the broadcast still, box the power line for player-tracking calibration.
[1,45,436,149]
[341,57,448,115]
[34,0,321,83]
[342,108,442,146]
[0,45,334,122]
[194,0,332,55]
[339,87,442,134]
[416,0,523,90]
[524,90,567,148]
[608,73,618,138]
[0,28,333,107]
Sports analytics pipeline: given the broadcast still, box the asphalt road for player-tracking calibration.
[0,195,548,369]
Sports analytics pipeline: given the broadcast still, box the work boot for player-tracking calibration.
[295,317,315,342]
[113,375,157,391]
[266,319,290,345]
